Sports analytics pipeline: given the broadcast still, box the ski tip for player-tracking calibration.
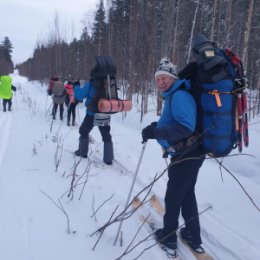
[132,196,142,208]
[133,196,141,203]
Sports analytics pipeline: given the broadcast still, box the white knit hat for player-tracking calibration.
[155,57,179,79]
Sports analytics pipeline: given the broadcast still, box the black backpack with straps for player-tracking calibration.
[88,56,119,113]
[88,56,132,114]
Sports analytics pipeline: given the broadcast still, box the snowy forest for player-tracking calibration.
[1,0,260,117]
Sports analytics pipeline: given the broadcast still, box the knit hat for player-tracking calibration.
[155,57,179,79]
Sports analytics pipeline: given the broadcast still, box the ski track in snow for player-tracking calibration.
[91,153,146,187]
[0,111,12,196]
[201,212,260,260]
[0,113,12,171]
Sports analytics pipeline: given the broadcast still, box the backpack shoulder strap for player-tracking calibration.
[168,81,189,110]
[166,82,200,155]
[105,56,116,78]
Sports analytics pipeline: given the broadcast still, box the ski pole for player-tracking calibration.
[113,141,147,246]
[77,104,80,124]
[44,94,48,115]
[242,88,249,147]
[237,92,243,152]
[107,74,111,99]
[14,91,18,109]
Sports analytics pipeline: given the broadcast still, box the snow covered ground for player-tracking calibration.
[0,72,260,260]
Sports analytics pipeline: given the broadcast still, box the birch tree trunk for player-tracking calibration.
[242,0,254,71]
[210,0,219,41]
[172,0,180,59]
[187,0,200,63]
[225,0,233,47]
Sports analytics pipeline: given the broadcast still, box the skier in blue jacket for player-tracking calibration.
[74,78,113,164]
[141,58,205,257]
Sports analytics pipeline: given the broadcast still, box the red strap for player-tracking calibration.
[225,48,240,65]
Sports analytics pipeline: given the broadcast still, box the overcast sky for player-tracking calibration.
[0,0,99,64]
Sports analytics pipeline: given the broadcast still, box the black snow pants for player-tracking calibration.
[163,145,205,244]
[3,98,12,111]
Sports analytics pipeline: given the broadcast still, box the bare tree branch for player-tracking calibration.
[40,189,72,234]
[91,194,115,219]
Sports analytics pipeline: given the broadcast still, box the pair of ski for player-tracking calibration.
[132,195,215,260]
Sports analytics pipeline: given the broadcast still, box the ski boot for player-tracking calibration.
[154,228,178,258]
[180,228,205,254]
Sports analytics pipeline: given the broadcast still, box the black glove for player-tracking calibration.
[142,122,157,143]
[76,99,83,103]
[47,89,52,96]
[150,121,157,127]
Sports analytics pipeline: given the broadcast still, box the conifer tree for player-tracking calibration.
[1,36,13,62]
[0,36,14,74]
[92,0,108,55]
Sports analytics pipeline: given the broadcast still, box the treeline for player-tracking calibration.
[16,0,260,114]
[0,36,14,75]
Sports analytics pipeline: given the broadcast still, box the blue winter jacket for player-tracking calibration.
[154,79,197,156]
[74,81,96,116]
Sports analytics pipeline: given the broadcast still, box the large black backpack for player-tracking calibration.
[88,56,118,113]
[88,56,132,114]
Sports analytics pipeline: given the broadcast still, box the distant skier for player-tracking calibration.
[73,58,114,165]
[49,76,66,120]
[64,80,78,126]
[0,75,17,112]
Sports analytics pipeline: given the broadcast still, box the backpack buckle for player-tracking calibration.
[209,90,222,107]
